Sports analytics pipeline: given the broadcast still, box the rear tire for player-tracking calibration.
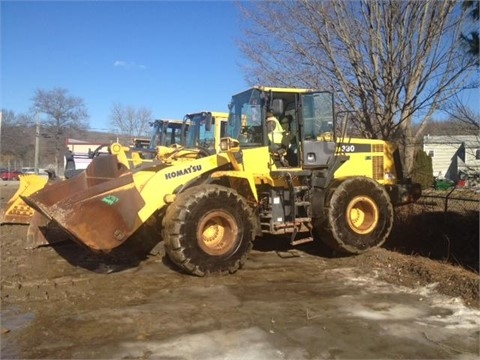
[315,177,393,254]
[162,184,254,276]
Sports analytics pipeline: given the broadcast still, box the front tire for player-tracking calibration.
[316,177,394,254]
[162,184,254,276]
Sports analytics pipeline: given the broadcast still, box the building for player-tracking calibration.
[66,138,105,170]
[423,134,480,182]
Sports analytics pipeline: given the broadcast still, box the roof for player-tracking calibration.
[253,86,316,93]
[67,138,92,144]
[233,86,320,97]
[185,111,229,119]
[423,135,479,147]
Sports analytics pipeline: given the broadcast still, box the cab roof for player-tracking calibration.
[249,86,318,94]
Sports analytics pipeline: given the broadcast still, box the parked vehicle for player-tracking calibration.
[21,167,36,174]
[0,169,22,181]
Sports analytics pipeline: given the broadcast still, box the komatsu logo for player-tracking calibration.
[165,164,202,180]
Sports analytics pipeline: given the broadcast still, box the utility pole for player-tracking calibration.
[0,111,2,167]
[35,114,40,174]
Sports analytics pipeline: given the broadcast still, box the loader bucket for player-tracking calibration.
[1,174,48,224]
[22,155,146,252]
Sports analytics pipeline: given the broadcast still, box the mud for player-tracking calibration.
[1,182,479,359]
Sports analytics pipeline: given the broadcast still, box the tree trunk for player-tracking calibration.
[403,134,416,178]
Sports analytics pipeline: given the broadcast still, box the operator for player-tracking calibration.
[280,114,295,149]
[65,148,75,171]
[266,112,284,148]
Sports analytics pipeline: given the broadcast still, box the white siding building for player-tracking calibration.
[423,135,480,182]
[66,138,104,170]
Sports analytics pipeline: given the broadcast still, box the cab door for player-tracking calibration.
[299,91,336,168]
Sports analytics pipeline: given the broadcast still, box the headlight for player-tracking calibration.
[220,138,230,151]
[219,137,240,152]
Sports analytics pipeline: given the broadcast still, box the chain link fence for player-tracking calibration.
[416,187,479,213]
[389,187,479,273]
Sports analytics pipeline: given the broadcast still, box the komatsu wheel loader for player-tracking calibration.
[22,87,421,276]
[1,111,228,225]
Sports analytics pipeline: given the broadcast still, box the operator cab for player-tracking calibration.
[226,86,336,169]
[183,112,228,154]
[131,119,185,159]
[149,119,185,148]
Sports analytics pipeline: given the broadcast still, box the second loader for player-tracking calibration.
[1,111,228,227]
[23,87,421,276]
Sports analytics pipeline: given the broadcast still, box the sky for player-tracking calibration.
[2,1,478,133]
[1,0,248,132]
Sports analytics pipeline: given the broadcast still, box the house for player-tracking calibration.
[423,134,480,182]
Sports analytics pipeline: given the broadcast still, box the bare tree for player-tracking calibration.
[31,88,89,175]
[109,103,152,138]
[238,0,479,175]
[0,110,36,168]
[441,95,480,132]
[461,0,479,64]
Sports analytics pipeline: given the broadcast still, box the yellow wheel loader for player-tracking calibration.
[1,111,228,226]
[0,174,49,224]
[153,111,228,161]
[22,87,421,275]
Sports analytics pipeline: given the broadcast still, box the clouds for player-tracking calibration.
[113,60,146,70]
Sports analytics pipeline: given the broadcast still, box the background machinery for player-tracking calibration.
[22,87,420,275]
[1,111,228,225]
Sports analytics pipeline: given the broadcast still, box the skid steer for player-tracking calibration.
[23,87,421,276]
[1,111,228,226]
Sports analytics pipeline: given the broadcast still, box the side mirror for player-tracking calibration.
[205,113,213,131]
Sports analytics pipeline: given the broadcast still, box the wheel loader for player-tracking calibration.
[22,87,421,276]
[1,111,228,226]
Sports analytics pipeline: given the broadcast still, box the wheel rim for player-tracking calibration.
[197,210,239,256]
[345,196,379,235]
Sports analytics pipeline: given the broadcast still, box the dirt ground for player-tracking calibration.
[1,182,479,359]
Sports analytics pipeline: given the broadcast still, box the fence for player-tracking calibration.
[415,187,479,213]
[390,187,479,273]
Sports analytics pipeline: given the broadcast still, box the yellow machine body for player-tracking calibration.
[21,87,421,274]
[1,175,48,224]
